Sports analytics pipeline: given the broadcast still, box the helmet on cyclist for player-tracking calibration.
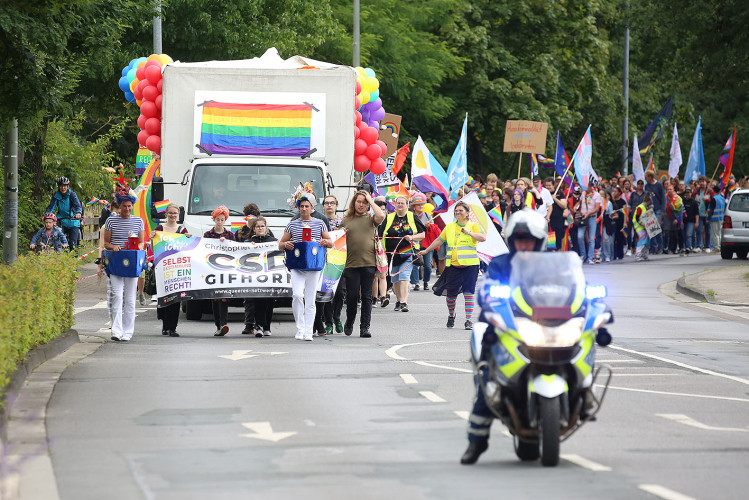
[57,176,70,186]
[42,212,57,223]
[505,209,547,253]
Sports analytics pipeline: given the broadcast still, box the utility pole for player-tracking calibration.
[153,1,162,54]
[621,0,630,177]
[3,119,19,264]
[353,0,360,67]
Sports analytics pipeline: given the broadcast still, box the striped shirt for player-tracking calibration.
[284,218,326,243]
[104,215,144,246]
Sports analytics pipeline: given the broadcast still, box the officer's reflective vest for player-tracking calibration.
[709,195,726,222]
[442,222,480,267]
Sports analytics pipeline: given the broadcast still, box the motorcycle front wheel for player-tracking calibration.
[539,396,561,466]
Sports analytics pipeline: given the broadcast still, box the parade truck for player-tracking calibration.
[154,48,356,319]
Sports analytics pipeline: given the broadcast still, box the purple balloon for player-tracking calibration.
[371,106,386,122]
[371,98,382,109]
[360,108,371,123]
[367,119,379,128]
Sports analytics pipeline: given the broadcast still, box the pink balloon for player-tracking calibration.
[137,114,147,130]
[135,65,146,81]
[360,125,378,145]
[145,65,162,85]
[369,157,386,175]
[376,140,387,156]
[354,139,367,156]
[141,100,158,118]
[146,134,161,153]
[366,143,383,160]
[144,59,161,70]
[354,126,360,140]
[355,81,362,95]
[354,97,360,109]
[354,155,371,173]
[137,130,149,147]
[157,80,162,92]
[155,94,162,111]
[145,117,161,135]
[354,110,362,125]
[142,84,159,102]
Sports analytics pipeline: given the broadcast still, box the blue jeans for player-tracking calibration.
[683,222,695,250]
[411,250,434,283]
[577,217,597,261]
[651,210,664,252]
[602,230,614,261]
[62,225,81,249]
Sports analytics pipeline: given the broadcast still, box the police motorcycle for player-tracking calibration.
[472,251,613,466]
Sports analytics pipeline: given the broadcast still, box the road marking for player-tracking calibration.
[74,301,108,315]
[239,422,296,442]
[657,413,749,432]
[609,345,749,387]
[610,373,680,377]
[218,350,287,361]
[561,454,612,472]
[595,359,642,363]
[414,361,472,373]
[598,385,749,403]
[400,374,418,384]
[419,391,446,403]
[385,340,468,360]
[454,411,469,420]
[639,484,696,500]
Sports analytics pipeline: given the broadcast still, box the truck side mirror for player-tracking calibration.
[178,206,185,224]
[151,176,164,203]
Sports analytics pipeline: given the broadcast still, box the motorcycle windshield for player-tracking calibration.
[509,252,585,308]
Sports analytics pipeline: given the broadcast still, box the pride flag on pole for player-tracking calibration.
[571,125,596,189]
[488,206,504,228]
[411,136,450,212]
[684,117,705,183]
[446,114,469,199]
[719,127,736,189]
[668,123,682,179]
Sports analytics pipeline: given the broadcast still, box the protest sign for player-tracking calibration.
[503,120,548,154]
[641,209,662,238]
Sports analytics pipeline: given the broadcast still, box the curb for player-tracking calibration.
[0,330,79,444]
[676,274,749,307]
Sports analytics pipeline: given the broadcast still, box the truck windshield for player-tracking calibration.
[188,164,324,215]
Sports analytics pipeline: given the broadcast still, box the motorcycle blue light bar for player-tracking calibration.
[585,285,607,300]
[489,285,511,299]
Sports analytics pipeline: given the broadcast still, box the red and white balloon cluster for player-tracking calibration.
[132,54,172,154]
[354,109,387,175]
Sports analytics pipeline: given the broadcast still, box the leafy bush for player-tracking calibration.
[0,252,78,391]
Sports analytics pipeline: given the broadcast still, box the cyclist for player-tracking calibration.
[45,176,83,249]
[29,213,69,252]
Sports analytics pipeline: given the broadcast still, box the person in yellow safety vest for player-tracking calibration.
[632,194,653,262]
[381,196,426,312]
[418,201,487,330]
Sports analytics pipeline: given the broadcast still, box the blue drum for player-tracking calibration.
[285,241,326,271]
[104,250,148,277]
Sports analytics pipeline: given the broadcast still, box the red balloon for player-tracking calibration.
[133,85,143,101]
[376,140,387,156]
[354,139,367,156]
[354,155,371,173]
[354,97,360,109]
[355,110,362,125]
[135,65,146,81]
[144,59,161,70]
[355,81,362,95]
[137,114,147,130]
[369,157,386,175]
[137,130,149,147]
[157,80,162,92]
[360,125,378,145]
[146,134,161,153]
[145,65,162,85]
[155,94,162,111]
[141,100,158,118]
[366,143,383,160]
[142,84,159,102]
[354,127,360,140]
[145,117,161,136]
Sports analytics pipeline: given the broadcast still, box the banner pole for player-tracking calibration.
[517,153,522,180]
[553,155,576,196]
[709,161,722,183]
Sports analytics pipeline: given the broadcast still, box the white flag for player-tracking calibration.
[668,123,682,179]
[632,135,645,182]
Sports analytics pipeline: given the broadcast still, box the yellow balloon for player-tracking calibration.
[363,76,379,93]
[147,54,161,62]
[423,203,435,214]
[359,89,371,106]
[158,54,173,65]
[355,66,367,78]
[130,78,138,92]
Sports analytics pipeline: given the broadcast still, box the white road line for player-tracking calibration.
[639,484,696,500]
[609,345,749,387]
[598,384,749,403]
[400,374,418,384]
[561,454,612,472]
[610,373,680,377]
[73,301,108,315]
[385,340,468,360]
[419,391,446,403]
[414,360,472,373]
[657,413,749,432]
[454,411,469,420]
[596,359,642,363]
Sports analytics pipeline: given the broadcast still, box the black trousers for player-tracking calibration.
[212,299,228,328]
[161,302,180,331]
[550,222,566,251]
[614,228,626,260]
[244,298,275,331]
[344,266,376,330]
[314,284,345,332]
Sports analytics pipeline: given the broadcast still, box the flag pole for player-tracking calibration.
[517,153,523,180]
[709,161,723,183]
[553,155,576,196]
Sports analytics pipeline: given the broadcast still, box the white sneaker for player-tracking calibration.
[263,330,271,336]
[303,333,313,341]
[704,249,711,254]
[625,250,632,256]
[693,248,702,253]
[295,331,304,340]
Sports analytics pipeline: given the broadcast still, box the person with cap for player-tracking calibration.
[278,187,333,341]
[30,213,69,252]
[204,205,235,336]
[45,176,83,249]
[460,209,547,465]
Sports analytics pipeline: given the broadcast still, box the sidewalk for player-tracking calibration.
[75,262,108,302]
[676,264,749,306]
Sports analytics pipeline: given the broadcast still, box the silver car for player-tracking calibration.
[721,188,749,259]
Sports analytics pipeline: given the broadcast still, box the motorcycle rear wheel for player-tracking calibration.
[513,435,539,461]
[539,396,561,466]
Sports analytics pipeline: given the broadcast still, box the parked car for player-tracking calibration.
[721,188,749,259]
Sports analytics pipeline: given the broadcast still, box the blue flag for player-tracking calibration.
[683,117,705,183]
[447,114,469,199]
[553,132,573,186]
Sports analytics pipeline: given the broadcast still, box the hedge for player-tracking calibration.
[0,252,78,391]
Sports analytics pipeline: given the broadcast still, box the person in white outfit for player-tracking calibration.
[102,194,145,342]
[278,190,332,341]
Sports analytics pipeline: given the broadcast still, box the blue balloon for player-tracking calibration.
[137,57,148,64]
[121,65,129,77]
[365,68,376,78]
[126,68,136,83]
[124,91,135,103]
[118,76,130,92]
[369,89,379,102]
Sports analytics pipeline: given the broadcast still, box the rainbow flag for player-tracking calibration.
[396,244,414,255]
[199,102,313,156]
[154,199,171,214]
[86,196,100,206]
[547,232,557,250]
[230,221,245,232]
[488,206,503,228]
[561,228,571,251]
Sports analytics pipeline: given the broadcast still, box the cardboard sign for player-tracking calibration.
[641,209,662,238]
[378,113,402,158]
[503,120,548,154]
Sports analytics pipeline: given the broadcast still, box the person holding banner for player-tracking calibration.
[418,201,486,330]
[279,191,333,341]
[340,190,385,337]
[242,216,277,337]
[632,194,653,261]
[204,206,235,336]
[103,194,146,342]
[314,195,345,335]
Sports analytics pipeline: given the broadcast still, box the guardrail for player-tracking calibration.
[82,206,102,245]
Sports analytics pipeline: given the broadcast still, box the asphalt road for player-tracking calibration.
[47,254,749,500]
